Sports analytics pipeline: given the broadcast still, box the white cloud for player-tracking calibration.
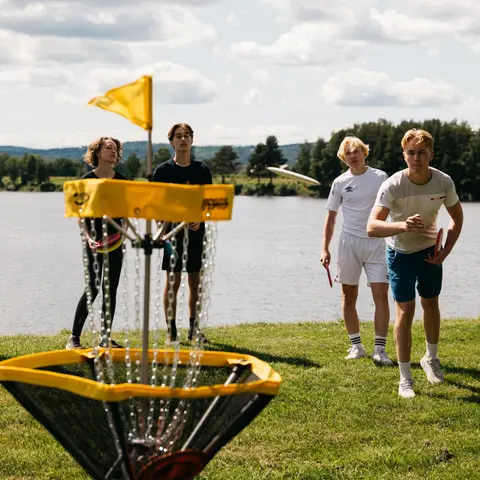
[208,124,304,144]
[231,23,354,65]
[0,5,216,49]
[250,69,270,85]
[243,88,264,105]
[0,65,75,89]
[320,68,462,107]
[83,62,219,105]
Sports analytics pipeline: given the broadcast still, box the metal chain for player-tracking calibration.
[88,218,105,385]
[101,217,115,385]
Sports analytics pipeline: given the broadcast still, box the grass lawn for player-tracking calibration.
[0,320,479,479]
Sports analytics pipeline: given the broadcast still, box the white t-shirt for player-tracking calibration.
[374,167,459,253]
[326,167,388,238]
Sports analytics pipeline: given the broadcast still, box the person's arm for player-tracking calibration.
[442,200,463,255]
[320,210,337,266]
[320,180,341,266]
[367,206,406,237]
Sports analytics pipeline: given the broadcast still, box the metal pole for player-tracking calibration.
[140,129,153,385]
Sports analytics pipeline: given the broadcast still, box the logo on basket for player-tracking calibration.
[73,192,90,205]
[202,198,229,210]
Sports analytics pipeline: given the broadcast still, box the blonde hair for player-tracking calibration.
[83,137,123,168]
[401,128,434,150]
[337,136,369,161]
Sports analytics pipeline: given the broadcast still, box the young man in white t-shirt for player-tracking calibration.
[321,136,392,365]
[367,128,463,398]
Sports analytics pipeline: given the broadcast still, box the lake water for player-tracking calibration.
[0,193,478,336]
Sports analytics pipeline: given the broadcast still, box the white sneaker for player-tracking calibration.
[372,348,394,366]
[420,356,444,384]
[398,379,415,398]
[345,345,366,360]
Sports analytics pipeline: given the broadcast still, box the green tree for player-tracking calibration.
[293,141,313,175]
[36,158,49,183]
[247,143,267,183]
[5,156,19,185]
[123,152,141,179]
[210,146,239,183]
[153,147,171,168]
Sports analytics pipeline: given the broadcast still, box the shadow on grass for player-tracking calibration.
[441,365,480,381]
[207,342,322,369]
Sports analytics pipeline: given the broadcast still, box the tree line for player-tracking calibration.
[1,119,479,200]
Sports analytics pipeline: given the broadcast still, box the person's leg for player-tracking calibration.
[162,235,182,341]
[186,236,208,343]
[337,233,365,359]
[67,249,102,349]
[387,247,418,397]
[364,239,392,365]
[417,247,444,384]
[164,271,181,341]
[99,247,124,347]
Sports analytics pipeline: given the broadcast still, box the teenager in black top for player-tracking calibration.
[66,137,128,349]
[152,123,213,343]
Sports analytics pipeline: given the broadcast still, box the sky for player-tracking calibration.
[0,0,478,148]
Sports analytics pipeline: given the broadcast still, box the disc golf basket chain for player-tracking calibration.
[0,179,281,480]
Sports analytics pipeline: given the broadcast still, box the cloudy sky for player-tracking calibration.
[0,0,478,148]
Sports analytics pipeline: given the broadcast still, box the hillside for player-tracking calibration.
[0,142,302,165]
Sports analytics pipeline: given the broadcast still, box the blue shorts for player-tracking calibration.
[386,246,442,303]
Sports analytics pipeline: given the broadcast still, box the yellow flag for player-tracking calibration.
[88,75,153,131]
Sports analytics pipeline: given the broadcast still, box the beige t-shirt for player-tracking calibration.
[374,167,459,253]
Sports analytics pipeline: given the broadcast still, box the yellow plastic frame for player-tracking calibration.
[64,179,234,222]
[0,349,281,402]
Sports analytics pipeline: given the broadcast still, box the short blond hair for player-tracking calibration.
[83,136,122,168]
[401,128,434,150]
[337,136,369,161]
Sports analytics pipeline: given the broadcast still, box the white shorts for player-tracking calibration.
[336,231,389,286]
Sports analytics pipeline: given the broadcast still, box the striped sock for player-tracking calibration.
[374,335,387,352]
[348,333,362,347]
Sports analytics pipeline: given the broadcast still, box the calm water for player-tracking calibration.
[0,193,478,335]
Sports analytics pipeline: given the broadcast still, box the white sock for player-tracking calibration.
[348,332,362,348]
[426,342,438,359]
[398,362,412,382]
[374,335,387,352]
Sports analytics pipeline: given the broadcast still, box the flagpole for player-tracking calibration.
[140,130,153,386]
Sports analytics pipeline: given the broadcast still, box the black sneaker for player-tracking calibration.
[166,321,178,343]
[188,326,208,344]
[66,335,83,350]
[98,339,123,348]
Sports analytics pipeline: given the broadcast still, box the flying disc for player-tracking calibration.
[267,167,320,186]
[434,228,444,258]
[325,263,333,288]
[93,233,123,253]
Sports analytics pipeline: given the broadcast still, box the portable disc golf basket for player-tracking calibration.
[0,178,282,479]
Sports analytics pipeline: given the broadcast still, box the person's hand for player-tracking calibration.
[189,223,200,231]
[405,214,425,232]
[87,237,98,251]
[425,247,448,265]
[320,249,331,267]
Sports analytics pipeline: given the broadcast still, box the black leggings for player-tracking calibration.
[72,246,123,338]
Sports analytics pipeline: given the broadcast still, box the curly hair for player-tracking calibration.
[83,136,123,168]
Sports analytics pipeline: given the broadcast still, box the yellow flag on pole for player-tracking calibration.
[88,75,153,131]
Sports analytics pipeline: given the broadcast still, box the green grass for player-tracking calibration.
[1,320,479,479]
